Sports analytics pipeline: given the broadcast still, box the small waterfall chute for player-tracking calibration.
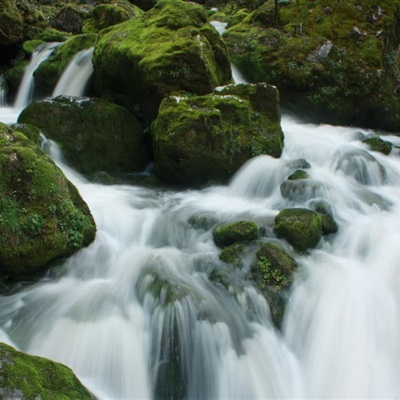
[13,42,59,109]
[52,48,94,98]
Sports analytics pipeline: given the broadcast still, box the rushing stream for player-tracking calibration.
[1,35,400,400]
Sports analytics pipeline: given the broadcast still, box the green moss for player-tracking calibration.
[22,40,46,55]
[0,122,96,278]
[288,169,309,180]
[35,28,71,42]
[18,96,149,176]
[213,221,259,248]
[152,84,283,186]
[219,243,247,266]
[92,0,232,122]
[274,208,322,252]
[362,136,393,154]
[0,342,93,399]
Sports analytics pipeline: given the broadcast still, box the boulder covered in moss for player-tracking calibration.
[0,342,93,399]
[18,95,150,176]
[250,241,298,327]
[274,208,322,252]
[152,83,284,186]
[92,0,232,121]
[83,2,143,34]
[0,122,96,279]
[213,220,259,248]
[33,33,96,97]
[224,0,400,131]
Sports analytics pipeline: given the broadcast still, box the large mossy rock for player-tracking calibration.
[274,208,322,252]
[224,0,400,131]
[0,342,93,399]
[0,122,96,279]
[18,95,150,176]
[92,0,232,121]
[213,220,259,248]
[152,83,284,186]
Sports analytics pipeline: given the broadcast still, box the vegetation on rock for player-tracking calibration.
[274,208,322,252]
[92,0,232,122]
[152,83,284,186]
[0,122,96,279]
[0,342,93,399]
[213,220,259,248]
[18,95,150,176]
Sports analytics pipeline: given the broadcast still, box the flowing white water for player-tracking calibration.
[14,43,59,109]
[1,114,400,399]
[2,21,400,399]
[52,48,94,97]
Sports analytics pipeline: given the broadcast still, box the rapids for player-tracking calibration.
[1,34,400,400]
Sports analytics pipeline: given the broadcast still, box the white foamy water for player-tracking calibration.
[0,114,399,399]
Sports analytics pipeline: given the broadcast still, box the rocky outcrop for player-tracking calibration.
[92,0,232,121]
[0,122,96,279]
[152,83,284,186]
[18,95,150,176]
[223,0,400,131]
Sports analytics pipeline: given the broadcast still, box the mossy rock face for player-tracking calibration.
[250,242,298,291]
[249,241,297,328]
[83,3,143,34]
[288,169,309,180]
[219,242,247,266]
[18,95,150,176]
[0,342,93,399]
[34,33,96,97]
[22,39,46,56]
[224,0,400,131]
[152,83,284,186]
[0,122,96,278]
[274,208,322,252]
[362,136,393,155]
[92,0,232,122]
[0,0,24,47]
[213,221,259,248]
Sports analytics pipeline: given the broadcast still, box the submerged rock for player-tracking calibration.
[362,136,393,155]
[92,0,232,121]
[0,342,93,399]
[274,208,322,252]
[152,83,284,186]
[18,95,150,176]
[0,122,96,279]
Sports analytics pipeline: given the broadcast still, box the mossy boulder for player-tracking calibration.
[250,242,298,291]
[18,95,150,176]
[274,208,322,252]
[219,242,247,266]
[92,0,232,121]
[213,221,259,248]
[224,0,400,131]
[0,342,93,399]
[152,83,284,186]
[0,122,96,279]
[83,2,143,34]
[51,5,85,34]
[362,136,393,154]
[34,34,96,97]
[250,241,297,327]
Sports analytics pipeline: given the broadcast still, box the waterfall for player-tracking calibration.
[52,48,94,97]
[0,75,7,107]
[2,20,400,400]
[13,42,59,109]
[1,114,400,399]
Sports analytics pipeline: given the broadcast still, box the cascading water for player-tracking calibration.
[13,42,59,110]
[2,20,400,400]
[0,75,7,107]
[52,48,94,98]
